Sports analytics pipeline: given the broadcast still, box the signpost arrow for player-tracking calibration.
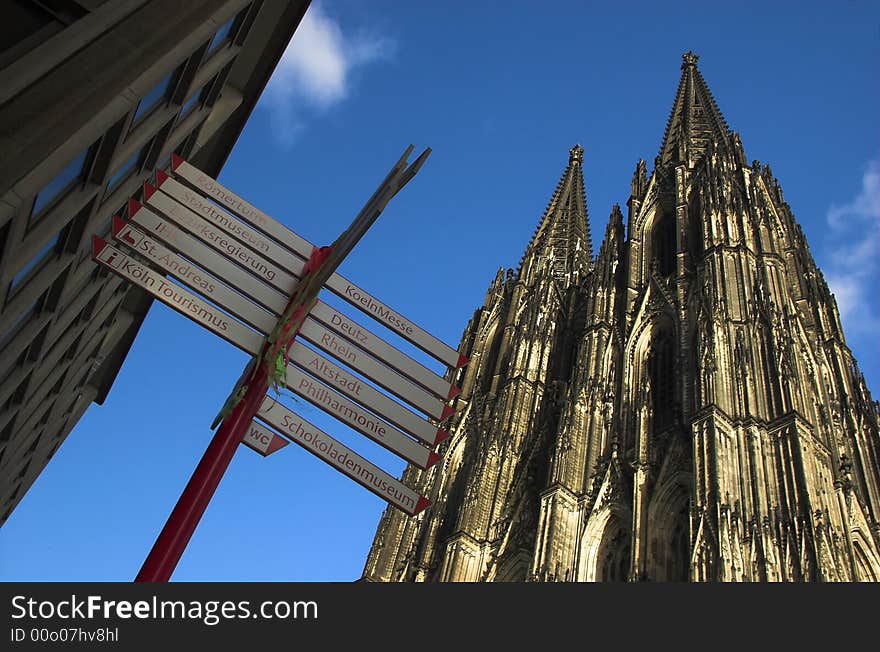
[113,214,455,417]
[253,405,430,516]
[280,364,443,468]
[145,179,303,281]
[157,161,468,369]
[93,235,451,459]
[123,203,297,303]
[92,237,264,354]
[120,207,460,401]
[112,217,278,334]
[286,340,453,444]
[296,318,450,419]
[112,217,453,432]
[242,425,288,456]
[308,300,460,401]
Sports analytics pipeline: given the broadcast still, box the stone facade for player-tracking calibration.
[362,52,880,582]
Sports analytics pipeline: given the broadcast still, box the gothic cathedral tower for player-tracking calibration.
[362,52,880,582]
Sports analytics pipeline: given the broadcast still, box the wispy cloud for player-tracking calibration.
[823,160,880,337]
[260,3,394,145]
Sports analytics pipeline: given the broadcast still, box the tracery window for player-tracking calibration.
[651,212,676,277]
[646,329,675,432]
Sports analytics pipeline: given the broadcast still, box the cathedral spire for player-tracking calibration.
[521,144,592,281]
[657,51,730,167]
[364,55,880,584]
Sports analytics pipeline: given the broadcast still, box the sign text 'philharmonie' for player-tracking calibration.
[92,149,466,518]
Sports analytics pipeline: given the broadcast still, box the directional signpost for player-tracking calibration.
[114,212,460,401]
[91,145,468,582]
[159,158,466,368]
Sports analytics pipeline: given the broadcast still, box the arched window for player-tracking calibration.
[688,193,704,258]
[853,540,880,582]
[651,212,676,277]
[647,329,676,432]
[596,518,631,582]
[649,498,690,581]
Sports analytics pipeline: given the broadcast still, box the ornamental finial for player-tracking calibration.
[682,51,700,69]
[569,144,584,164]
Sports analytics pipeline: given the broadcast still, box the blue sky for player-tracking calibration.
[2,1,878,581]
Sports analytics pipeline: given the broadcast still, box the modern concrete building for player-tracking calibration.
[0,0,310,525]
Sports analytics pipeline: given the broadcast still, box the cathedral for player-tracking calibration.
[362,52,880,582]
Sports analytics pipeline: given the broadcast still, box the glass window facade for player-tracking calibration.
[7,234,60,298]
[0,299,40,350]
[106,150,141,191]
[207,16,236,54]
[179,88,203,119]
[30,149,88,217]
[155,151,172,172]
[131,71,174,125]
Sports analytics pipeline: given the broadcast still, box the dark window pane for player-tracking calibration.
[0,299,39,350]
[132,70,174,125]
[7,233,60,297]
[179,89,203,119]
[31,149,88,217]
[155,153,172,172]
[207,16,236,54]
[106,151,141,191]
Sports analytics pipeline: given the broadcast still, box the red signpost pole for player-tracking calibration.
[134,367,271,582]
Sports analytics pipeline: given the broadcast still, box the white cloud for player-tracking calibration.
[823,160,880,335]
[260,3,393,144]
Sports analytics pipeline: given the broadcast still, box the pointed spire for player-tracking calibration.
[657,51,730,167]
[630,158,648,201]
[608,203,624,231]
[597,204,624,262]
[520,144,592,281]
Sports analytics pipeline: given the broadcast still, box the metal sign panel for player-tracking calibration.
[92,237,263,356]
[113,218,277,333]
[287,341,452,447]
[164,160,467,369]
[101,226,449,456]
[127,201,461,399]
[124,205,296,304]
[281,364,442,469]
[115,218,454,416]
[94,241,443,471]
[254,404,430,516]
[297,318,448,419]
[136,192,298,293]
[308,300,458,400]
[320,275,465,369]
[242,424,288,456]
[170,158,314,258]
[148,178,304,275]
